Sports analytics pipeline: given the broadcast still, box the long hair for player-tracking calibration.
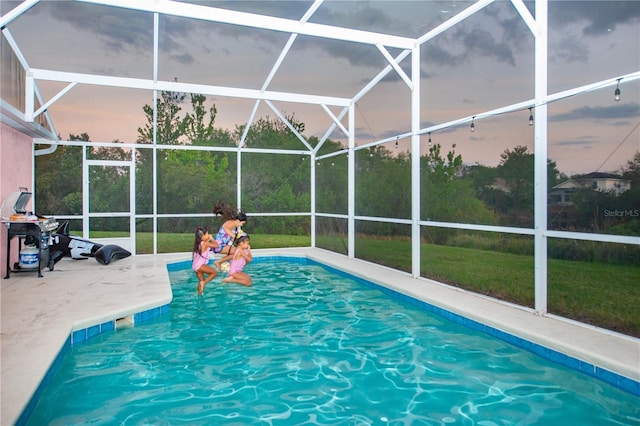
[192,226,207,258]
[213,201,247,223]
[213,201,234,221]
[233,233,250,247]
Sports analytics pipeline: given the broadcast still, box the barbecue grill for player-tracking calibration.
[1,189,58,278]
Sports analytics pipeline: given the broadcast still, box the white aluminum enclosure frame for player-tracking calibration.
[2,0,640,316]
[83,154,137,254]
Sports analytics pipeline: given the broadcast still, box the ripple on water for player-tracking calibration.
[27,262,640,425]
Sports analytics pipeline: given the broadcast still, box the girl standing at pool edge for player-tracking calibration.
[192,227,219,294]
[222,233,252,286]
[212,201,247,270]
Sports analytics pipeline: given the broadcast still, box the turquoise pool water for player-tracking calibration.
[28,259,639,425]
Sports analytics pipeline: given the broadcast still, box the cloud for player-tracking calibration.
[546,2,639,65]
[500,15,530,46]
[47,2,153,54]
[170,53,195,65]
[420,3,525,70]
[550,34,589,63]
[37,1,639,68]
[553,137,596,147]
[423,44,462,67]
[355,128,377,140]
[457,27,516,66]
[549,0,640,36]
[550,103,640,122]
[296,38,386,68]
[42,1,279,58]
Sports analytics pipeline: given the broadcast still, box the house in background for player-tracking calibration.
[548,172,631,205]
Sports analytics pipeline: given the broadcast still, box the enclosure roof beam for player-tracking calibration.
[417,0,495,45]
[76,0,416,49]
[510,0,537,35]
[29,68,352,107]
[0,0,40,29]
[354,0,494,106]
[240,0,325,149]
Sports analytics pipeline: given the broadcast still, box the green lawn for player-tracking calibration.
[337,237,638,337]
[89,231,640,337]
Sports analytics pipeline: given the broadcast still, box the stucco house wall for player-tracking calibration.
[0,122,34,277]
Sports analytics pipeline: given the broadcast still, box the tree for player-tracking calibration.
[356,146,411,223]
[135,89,187,216]
[135,90,235,226]
[85,139,132,231]
[34,133,86,215]
[494,145,563,227]
[620,151,640,182]
[423,142,463,184]
[137,87,187,146]
[238,116,312,218]
[498,145,534,213]
[183,94,217,145]
[421,144,497,243]
[609,150,640,236]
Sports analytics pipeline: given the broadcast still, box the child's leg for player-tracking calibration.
[196,271,205,294]
[197,265,218,294]
[201,265,217,284]
[236,272,252,286]
[223,272,251,286]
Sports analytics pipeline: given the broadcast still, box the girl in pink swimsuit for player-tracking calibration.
[192,227,219,294]
[222,233,252,286]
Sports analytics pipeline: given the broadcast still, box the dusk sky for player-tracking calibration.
[2,0,639,176]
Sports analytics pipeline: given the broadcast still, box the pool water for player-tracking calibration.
[28,260,639,425]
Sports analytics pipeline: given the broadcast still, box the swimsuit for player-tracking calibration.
[213,226,235,253]
[192,243,211,271]
[228,248,247,275]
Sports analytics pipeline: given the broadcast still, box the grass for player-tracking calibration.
[88,231,639,337]
[336,236,638,337]
[88,232,311,253]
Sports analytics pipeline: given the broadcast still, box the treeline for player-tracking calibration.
[34,92,640,264]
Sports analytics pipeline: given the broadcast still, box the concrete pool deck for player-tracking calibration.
[1,247,639,424]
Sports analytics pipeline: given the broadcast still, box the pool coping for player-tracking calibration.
[2,248,639,424]
[1,253,176,426]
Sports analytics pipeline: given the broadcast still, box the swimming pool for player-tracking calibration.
[27,258,640,425]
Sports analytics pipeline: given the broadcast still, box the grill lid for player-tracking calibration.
[13,191,32,214]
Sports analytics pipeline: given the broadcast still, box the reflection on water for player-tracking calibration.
[28,262,640,425]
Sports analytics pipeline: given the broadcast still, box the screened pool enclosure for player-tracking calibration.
[1,0,639,335]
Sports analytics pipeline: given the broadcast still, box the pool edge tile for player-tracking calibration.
[17,303,172,426]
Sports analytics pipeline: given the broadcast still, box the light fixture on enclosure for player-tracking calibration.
[614,78,622,101]
[470,116,475,133]
[528,107,534,126]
